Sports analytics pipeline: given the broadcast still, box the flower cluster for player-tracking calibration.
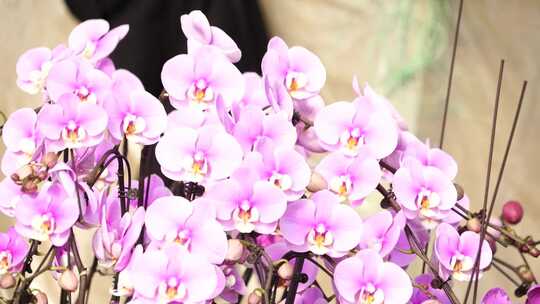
[0,9,538,304]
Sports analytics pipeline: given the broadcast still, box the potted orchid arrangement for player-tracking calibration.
[0,5,538,304]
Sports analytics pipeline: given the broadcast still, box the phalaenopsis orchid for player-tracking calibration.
[0,4,538,304]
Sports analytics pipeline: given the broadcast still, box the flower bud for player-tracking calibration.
[247,290,263,304]
[41,152,58,169]
[466,217,482,233]
[530,247,540,258]
[502,200,523,225]
[277,262,294,280]
[0,274,15,289]
[33,291,48,304]
[225,239,244,262]
[519,267,535,283]
[487,217,502,239]
[307,172,327,192]
[59,269,78,291]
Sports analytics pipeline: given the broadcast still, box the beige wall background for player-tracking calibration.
[0,0,539,302]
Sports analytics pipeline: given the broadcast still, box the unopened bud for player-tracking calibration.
[519,267,535,283]
[41,152,58,169]
[225,239,244,262]
[277,262,294,280]
[487,217,502,239]
[530,247,540,258]
[247,290,263,304]
[502,200,523,225]
[59,269,78,291]
[0,274,15,289]
[466,217,482,233]
[307,172,327,192]
[33,291,48,304]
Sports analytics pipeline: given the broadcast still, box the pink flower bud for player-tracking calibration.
[34,291,48,304]
[247,290,262,304]
[487,217,502,239]
[0,274,15,289]
[225,239,244,262]
[59,269,78,291]
[307,172,327,192]
[502,200,523,225]
[277,262,294,280]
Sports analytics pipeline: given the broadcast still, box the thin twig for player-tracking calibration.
[465,59,504,304]
[439,0,464,149]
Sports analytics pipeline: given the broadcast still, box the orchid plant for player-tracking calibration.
[0,7,538,304]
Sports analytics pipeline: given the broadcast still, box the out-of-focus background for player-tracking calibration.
[1,0,539,302]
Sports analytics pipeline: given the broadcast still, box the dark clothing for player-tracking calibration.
[65,0,268,96]
[65,0,269,191]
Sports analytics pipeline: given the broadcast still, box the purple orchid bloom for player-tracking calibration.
[244,141,311,200]
[0,227,29,275]
[180,10,241,63]
[387,221,429,267]
[352,79,408,131]
[95,57,116,76]
[206,166,287,234]
[261,36,326,100]
[68,19,129,62]
[402,139,458,180]
[216,265,248,303]
[292,287,328,304]
[233,106,297,152]
[527,285,540,304]
[240,72,269,109]
[357,210,406,257]
[295,94,325,123]
[0,178,27,217]
[92,195,145,271]
[155,124,243,184]
[1,108,41,176]
[161,46,244,111]
[393,163,457,228]
[14,182,79,246]
[315,151,381,205]
[314,99,398,159]
[105,70,167,144]
[38,93,108,151]
[16,45,70,95]
[114,245,143,297]
[46,58,111,104]
[435,223,492,281]
[279,190,363,257]
[334,249,413,304]
[410,273,451,304]
[145,195,227,264]
[481,288,511,304]
[264,76,294,120]
[382,130,421,174]
[444,194,470,225]
[130,246,218,303]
